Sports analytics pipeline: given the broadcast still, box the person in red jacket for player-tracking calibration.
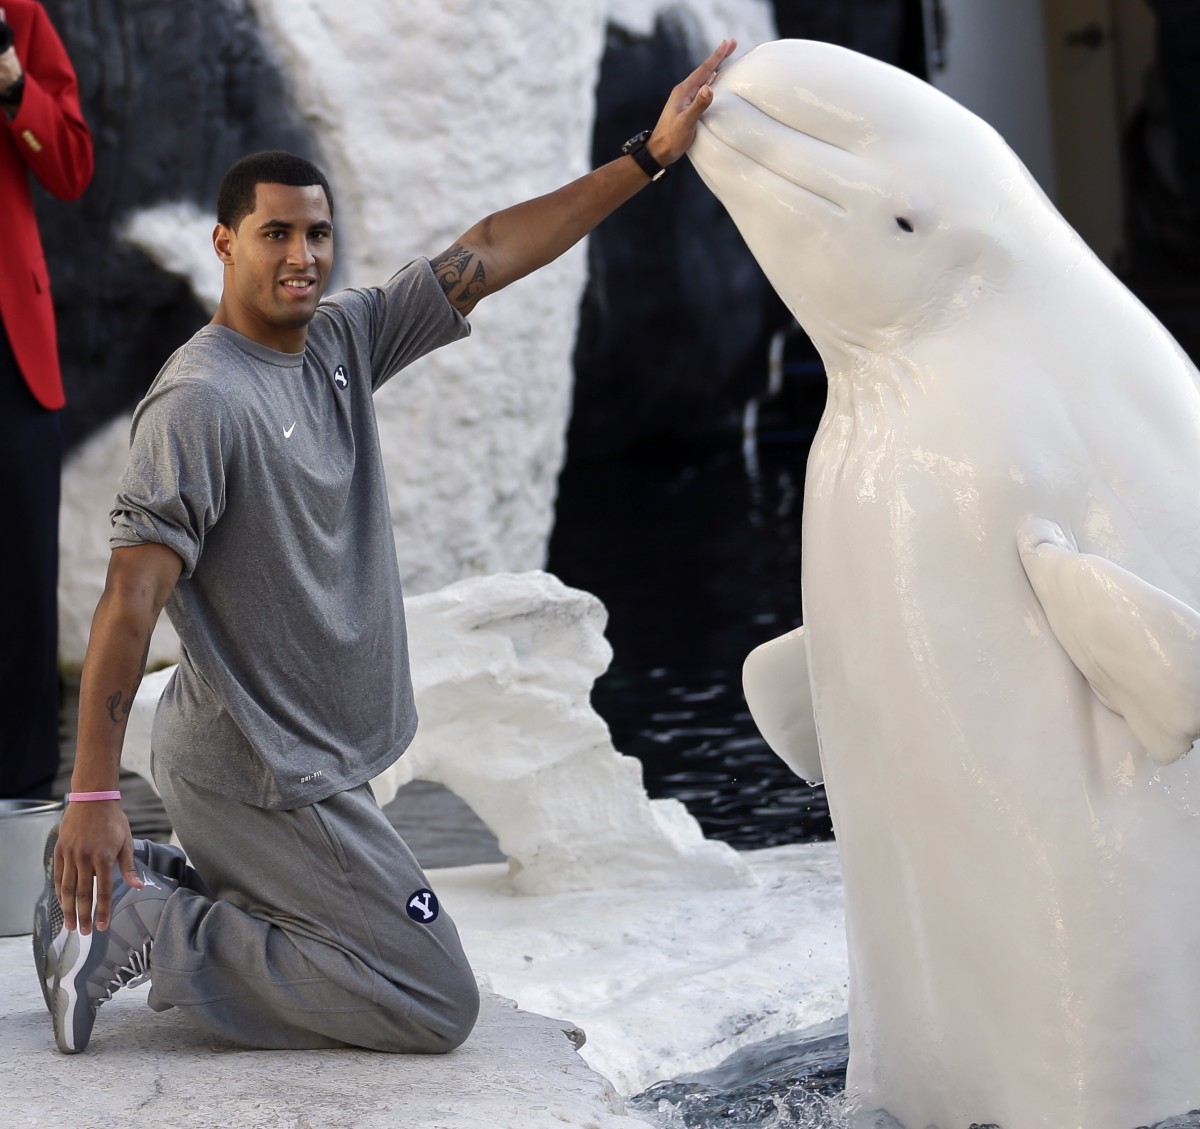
[0,1,93,799]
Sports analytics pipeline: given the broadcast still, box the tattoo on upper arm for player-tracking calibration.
[431,244,487,311]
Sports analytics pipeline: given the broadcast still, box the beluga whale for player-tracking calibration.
[689,39,1200,1129]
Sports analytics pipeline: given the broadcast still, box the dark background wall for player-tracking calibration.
[570,0,926,458]
[37,0,316,453]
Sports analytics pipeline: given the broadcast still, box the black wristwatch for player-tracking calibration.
[621,130,668,182]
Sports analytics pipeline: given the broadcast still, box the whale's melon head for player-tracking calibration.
[689,40,1063,366]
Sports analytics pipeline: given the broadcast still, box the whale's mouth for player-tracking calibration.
[696,91,853,214]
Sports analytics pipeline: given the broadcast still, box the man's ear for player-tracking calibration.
[213,223,235,265]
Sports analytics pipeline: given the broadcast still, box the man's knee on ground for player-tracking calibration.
[372,970,480,1054]
[420,972,481,1053]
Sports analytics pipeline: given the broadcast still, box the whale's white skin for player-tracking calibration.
[690,39,1200,1129]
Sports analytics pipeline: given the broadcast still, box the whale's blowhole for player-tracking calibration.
[896,217,914,233]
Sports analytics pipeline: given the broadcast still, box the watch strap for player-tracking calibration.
[621,130,668,182]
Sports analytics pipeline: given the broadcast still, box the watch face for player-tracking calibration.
[622,130,650,154]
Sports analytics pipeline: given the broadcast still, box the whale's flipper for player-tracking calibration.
[1018,518,1200,765]
[743,626,823,782]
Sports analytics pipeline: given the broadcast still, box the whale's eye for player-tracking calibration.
[896,217,914,233]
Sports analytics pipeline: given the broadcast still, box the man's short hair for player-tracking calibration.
[216,150,335,232]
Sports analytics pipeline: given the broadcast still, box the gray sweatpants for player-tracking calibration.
[146,772,479,1053]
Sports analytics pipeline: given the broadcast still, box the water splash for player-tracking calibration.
[629,1015,853,1128]
[629,1014,1200,1129]
[636,1087,854,1128]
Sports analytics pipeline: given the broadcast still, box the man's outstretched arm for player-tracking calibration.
[56,542,183,935]
[430,39,736,316]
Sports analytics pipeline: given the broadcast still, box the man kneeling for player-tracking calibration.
[34,40,735,1055]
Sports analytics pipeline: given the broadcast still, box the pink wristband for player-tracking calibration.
[66,791,122,802]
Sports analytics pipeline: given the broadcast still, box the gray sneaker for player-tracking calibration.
[33,833,202,1016]
[133,838,211,897]
[31,826,64,1013]
[51,858,178,1054]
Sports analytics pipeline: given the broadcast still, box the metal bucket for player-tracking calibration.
[0,799,62,936]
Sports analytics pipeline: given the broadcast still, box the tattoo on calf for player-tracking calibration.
[432,244,486,308]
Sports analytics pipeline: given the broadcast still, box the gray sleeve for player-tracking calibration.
[109,380,229,579]
[317,257,471,391]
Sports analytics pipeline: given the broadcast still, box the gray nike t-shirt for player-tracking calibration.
[110,258,470,808]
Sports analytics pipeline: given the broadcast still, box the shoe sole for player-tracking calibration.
[31,827,66,1014]
[51,878,108,1055]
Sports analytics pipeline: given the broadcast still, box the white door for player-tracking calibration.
[1041,0,1126,264]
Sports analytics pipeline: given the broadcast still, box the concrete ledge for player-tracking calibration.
[0,938,651,1129]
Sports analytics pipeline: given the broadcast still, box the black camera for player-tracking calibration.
[0,19,12,56]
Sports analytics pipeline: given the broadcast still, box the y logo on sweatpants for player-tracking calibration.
[406,888,439,923]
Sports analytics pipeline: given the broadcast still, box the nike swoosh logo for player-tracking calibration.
[284,422,297,438]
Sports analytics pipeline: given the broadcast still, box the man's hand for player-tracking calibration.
[645,39,737,170]
[0,8,22,93]
[56,800,141,935]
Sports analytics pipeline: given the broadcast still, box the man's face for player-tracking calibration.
[214,181,334,351]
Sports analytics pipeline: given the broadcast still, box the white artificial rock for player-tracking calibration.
[122,201,225,316]
[436,842,847,1096]
[126,571,753,895]
[377,571,753,894]
[58,0,778,667]
[248,0,608,598]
